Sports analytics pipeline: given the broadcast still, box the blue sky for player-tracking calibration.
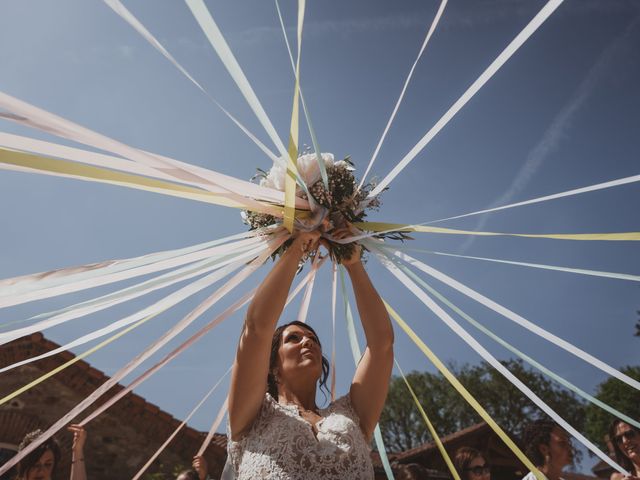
[1,0,639,471]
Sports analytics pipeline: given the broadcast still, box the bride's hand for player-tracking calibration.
[331,227,362,266]
[291,229,322,255]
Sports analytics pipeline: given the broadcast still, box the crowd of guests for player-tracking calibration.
[13,410,638,480]
[452,419,640,480]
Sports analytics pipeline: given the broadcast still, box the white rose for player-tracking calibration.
[259,162,287,191]
[296,152,334,187]
[259,153,335,192]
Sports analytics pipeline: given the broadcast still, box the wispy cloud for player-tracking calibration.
[118,44,135,60]
[458,16,640,253]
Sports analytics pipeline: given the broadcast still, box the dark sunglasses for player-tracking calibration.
[464,465,491,476]
[614,429,638,445]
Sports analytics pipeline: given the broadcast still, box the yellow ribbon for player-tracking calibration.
[395,360,461,480]
[0,148,312,218]
[283,0,306,232]
[356,221,640,241]
[384,300,545,480]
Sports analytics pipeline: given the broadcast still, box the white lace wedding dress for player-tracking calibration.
[227,393,374,479]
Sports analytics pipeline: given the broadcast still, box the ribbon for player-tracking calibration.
[0,228,255,297]
[0,93,311,212]
[198,397,229,457]
[380,246,640,392]
[426,173,640,225]
[0,246,264,371]
[0,236,284,477]
[382,300,545,480]
[275,0,328,190]
[395,360,461,480]
[330,263,338,402]
[396,268,640,431]
[394,247,640,283]
[194,267,319,458]
[0,147,283,215]
[355,221,640,241]
[298,253,323,323]
[131,367,232,480]
[369,0,564,198]
[0,311,158,408]
[183,0,289,162]
[338,266,394,480]
[101,0,280,163]
[359,0,448,191]
[372,246,628,474]
[0,233,265,310]
[83,246,314,439]
[0,238,261,329]
[283,0,306,232]
[0,132,299,213]
[80,291,253,426]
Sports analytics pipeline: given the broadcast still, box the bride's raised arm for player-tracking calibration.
[339,232,394,441]
[227,231,321,439]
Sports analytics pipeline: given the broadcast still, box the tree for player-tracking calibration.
[584,365,640,451]
[380,359,586,453]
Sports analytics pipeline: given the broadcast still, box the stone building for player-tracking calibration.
[0,333,227,480]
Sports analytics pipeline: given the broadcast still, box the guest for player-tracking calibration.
[521,420,572,480]
[609,420,640,480]
[14,424,86,480]
[454,447,491,480]
[176,455,209,480]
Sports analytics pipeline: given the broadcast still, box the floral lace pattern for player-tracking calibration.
[228,393,374,480]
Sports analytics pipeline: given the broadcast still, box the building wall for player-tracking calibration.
[0,340,226,480]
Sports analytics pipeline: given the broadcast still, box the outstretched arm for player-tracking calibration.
[342,239,394,441]
[68,424,87,480]
[228,231,320,439]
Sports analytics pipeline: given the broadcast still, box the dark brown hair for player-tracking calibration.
[176,470,200,480]
[267,321,330,401]
[16,429,61,479]
[521,419,559,467]
[609,419,638,474]
[454,447,484,480]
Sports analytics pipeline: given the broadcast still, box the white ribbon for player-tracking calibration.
[370,245,627,474]
[184,0,289,164]
[424,173,640,225]
[402,247,640,283]
[0,235,264,310]
[359,0,448,191]
[101,0,280,164]
[131,367,232,480]
[376,244,640,392]
[0,245,265,368]
[369,0,564,197]
[0,236,284,477]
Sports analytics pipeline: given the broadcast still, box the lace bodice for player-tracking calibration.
[227,393,374,480]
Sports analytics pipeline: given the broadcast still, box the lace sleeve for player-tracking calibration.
[227,394,277,471]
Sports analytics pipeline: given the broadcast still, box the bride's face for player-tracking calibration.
[276,325,323,381]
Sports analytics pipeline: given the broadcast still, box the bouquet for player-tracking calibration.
[242,152,405,263]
